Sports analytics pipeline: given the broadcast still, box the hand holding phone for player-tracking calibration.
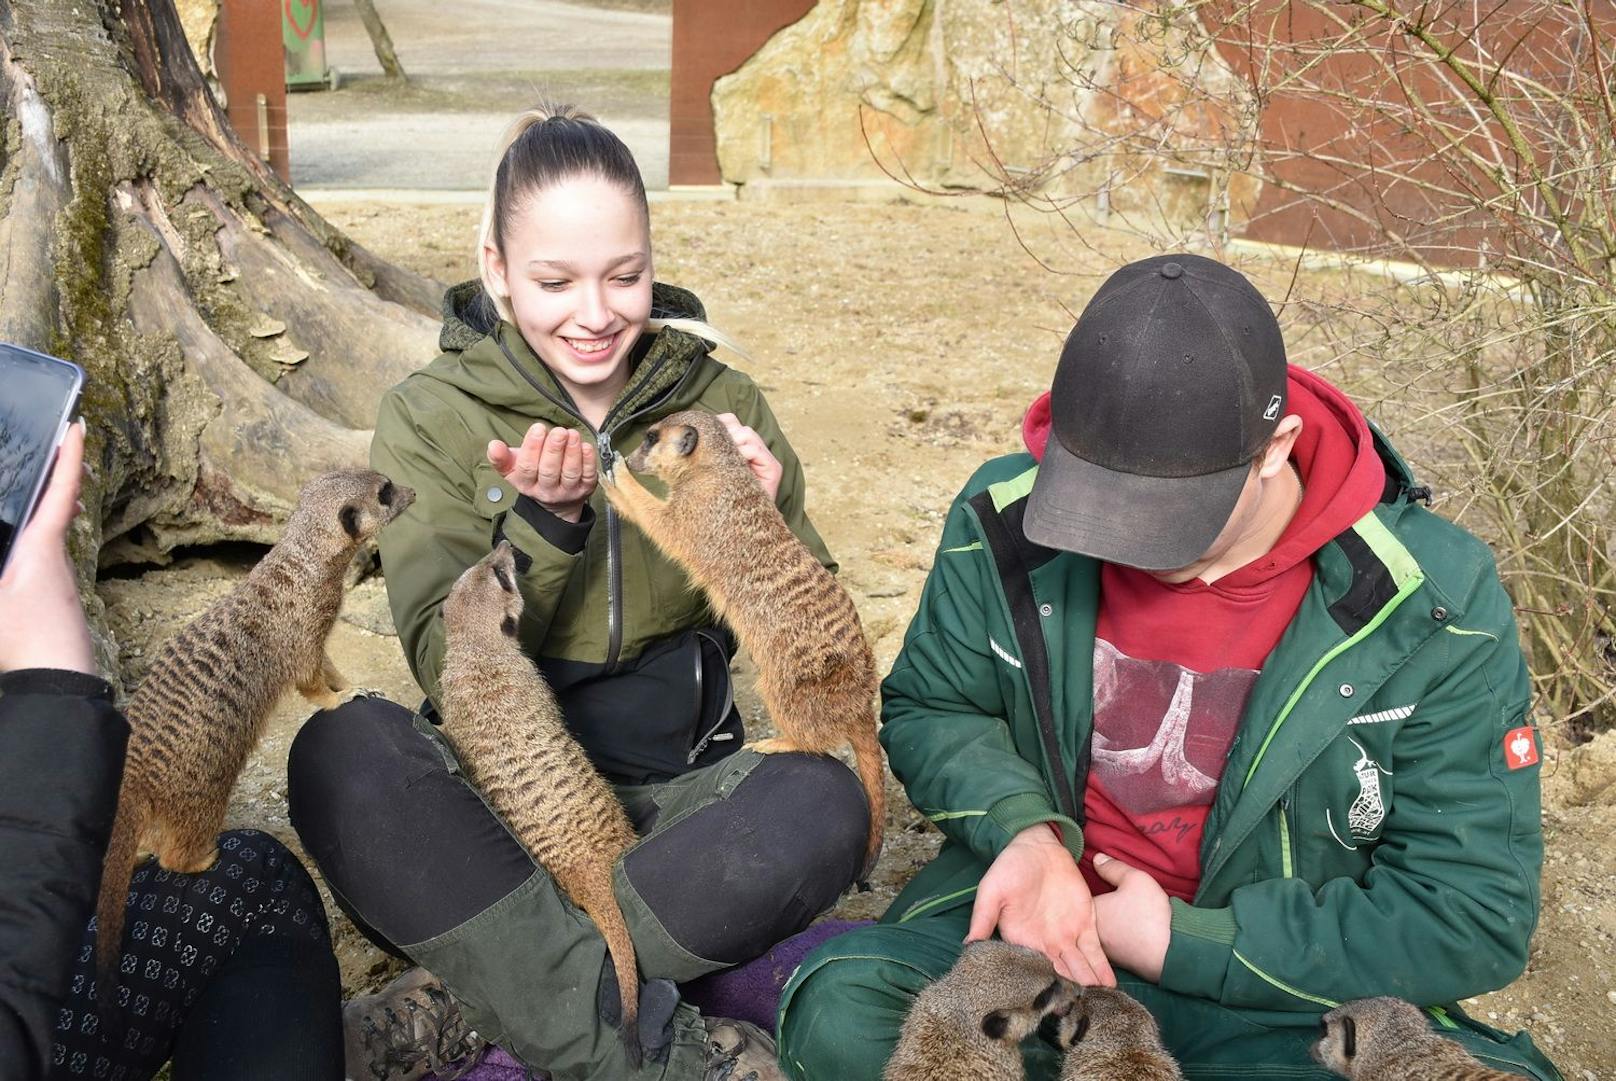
[0,390,95,678]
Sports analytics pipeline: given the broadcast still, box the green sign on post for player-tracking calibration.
[284,0,337,91]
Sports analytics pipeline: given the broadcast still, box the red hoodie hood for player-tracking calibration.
[1021,365,1385,585]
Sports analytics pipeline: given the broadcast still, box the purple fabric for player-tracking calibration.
[436,919,873,1081]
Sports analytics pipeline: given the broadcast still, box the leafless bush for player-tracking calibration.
[892,0,1616,732]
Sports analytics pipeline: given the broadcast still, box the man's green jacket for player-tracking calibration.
[879,432,1543,1011]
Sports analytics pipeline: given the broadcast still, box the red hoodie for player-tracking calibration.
[1021,366,1386,900]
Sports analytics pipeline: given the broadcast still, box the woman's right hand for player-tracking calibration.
[487,422,598,523]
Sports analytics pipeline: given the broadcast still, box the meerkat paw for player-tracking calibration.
[156,843,220,876]
[747,737,808,756]
[338,687,386,704]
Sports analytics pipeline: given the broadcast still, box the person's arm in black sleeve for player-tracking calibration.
[0,669,128,1079]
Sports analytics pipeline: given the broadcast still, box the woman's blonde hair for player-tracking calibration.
[477,103,748,359]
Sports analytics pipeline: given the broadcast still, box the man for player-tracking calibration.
[776,255,1561,1080]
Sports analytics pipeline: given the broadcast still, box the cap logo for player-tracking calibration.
[1263,395,1282,421]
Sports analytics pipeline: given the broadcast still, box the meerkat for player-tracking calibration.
[94,469,413,1001]
[438,541,645,1065]
[1312,998,1521,1081]
[1056,986,1183,1081]
[600,408,886,880]
[884,940,1078,1081]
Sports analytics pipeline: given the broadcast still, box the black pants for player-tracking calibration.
[286,696,869,1081]
[50,829,342,1081]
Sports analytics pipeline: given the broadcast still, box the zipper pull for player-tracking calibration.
[597,429,614,474]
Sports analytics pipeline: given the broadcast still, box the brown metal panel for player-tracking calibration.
[669,0,816,185]
[215,0,291,182]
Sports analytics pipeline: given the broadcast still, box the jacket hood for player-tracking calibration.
[424,278,718,424]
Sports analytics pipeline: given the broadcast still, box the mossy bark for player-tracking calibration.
[0,0,442,680]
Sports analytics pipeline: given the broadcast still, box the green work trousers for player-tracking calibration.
[776,902,1563,1081]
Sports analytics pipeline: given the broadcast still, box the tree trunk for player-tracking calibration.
[352,0,407,82]
[0,0,443,675]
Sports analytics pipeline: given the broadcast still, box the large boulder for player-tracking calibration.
[712,0,1258,224]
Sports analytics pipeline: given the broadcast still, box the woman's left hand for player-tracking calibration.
[715,413,782,503]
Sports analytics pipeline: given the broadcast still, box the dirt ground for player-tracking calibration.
[95,196,1615,1078]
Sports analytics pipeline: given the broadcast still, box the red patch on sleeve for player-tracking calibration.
[1503,726,1539,770]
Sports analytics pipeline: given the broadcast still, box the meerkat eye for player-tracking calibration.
[378,480,395,506]
[492,563,515,593]
[339,504,361,538]
[1069,1015,1090,1046]
[643,430,659,447]
[1340,1017,1356,1057]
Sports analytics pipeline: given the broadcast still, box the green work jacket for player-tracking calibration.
[879,432,1543,1013]
[371,280,833,717]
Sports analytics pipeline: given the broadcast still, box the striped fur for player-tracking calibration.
[602,409,886,881]
[94,470,413,1006]
[1314,998,1521,1081]
[1058,988,1183,1081]
[438,542,644,1066]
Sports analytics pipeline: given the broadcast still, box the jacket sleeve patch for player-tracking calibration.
[1503,726,1539,770]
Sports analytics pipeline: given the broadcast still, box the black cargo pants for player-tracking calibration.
[286,696,868,1081]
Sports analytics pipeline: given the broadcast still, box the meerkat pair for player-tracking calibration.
[94,469,413,1002]
[886,942,1183,1081]
[601,408,887,881]
[885,940,1079,1081]
[438,542,645,1065]
[1314,998,1525,1081]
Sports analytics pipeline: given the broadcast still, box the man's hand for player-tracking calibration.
[966,825,1116,986]
[488,422,598,523]
[714,413,782,503]
[1091,853,1172,982]
[0,420,95,676]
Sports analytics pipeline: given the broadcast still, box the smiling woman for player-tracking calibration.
[284,103,873,1081]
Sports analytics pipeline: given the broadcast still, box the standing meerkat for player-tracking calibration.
[94,469,413,999]
[1312,998,1521,1081]
[438,541,645,1065]
[1056,987,1183,1081]
[884,939,1078,1081]
[600,408,886,880]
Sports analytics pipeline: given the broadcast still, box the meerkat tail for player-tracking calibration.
[850,724,887,882]
[93,786,144,1009]
[589,895,643,1068]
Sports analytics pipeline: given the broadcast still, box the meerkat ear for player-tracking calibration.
[339,504,361,538]
[981,1011,1010,1040]
[500,615,519,637]
[1340,1016,1356,1058]
[674,425,698,457]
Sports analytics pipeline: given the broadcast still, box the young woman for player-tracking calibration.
[286,107,869,1081]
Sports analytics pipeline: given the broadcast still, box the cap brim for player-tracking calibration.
[1024,441,1249,571]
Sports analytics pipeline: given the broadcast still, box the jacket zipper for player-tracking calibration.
[497,336,696,674]
[686,630,736,763]
[1277,794,1295,878]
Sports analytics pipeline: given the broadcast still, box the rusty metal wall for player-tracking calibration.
[669,0,815,186]
[215,0,291,182]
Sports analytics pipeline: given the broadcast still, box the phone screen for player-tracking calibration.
[0,344,84,567]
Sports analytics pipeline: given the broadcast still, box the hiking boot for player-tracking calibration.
[343,967,488,1081]
[703,1017,786,1081]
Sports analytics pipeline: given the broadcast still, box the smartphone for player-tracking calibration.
[0,343,84,575]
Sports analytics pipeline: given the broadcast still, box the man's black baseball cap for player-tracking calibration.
[1024,254,1288,570]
